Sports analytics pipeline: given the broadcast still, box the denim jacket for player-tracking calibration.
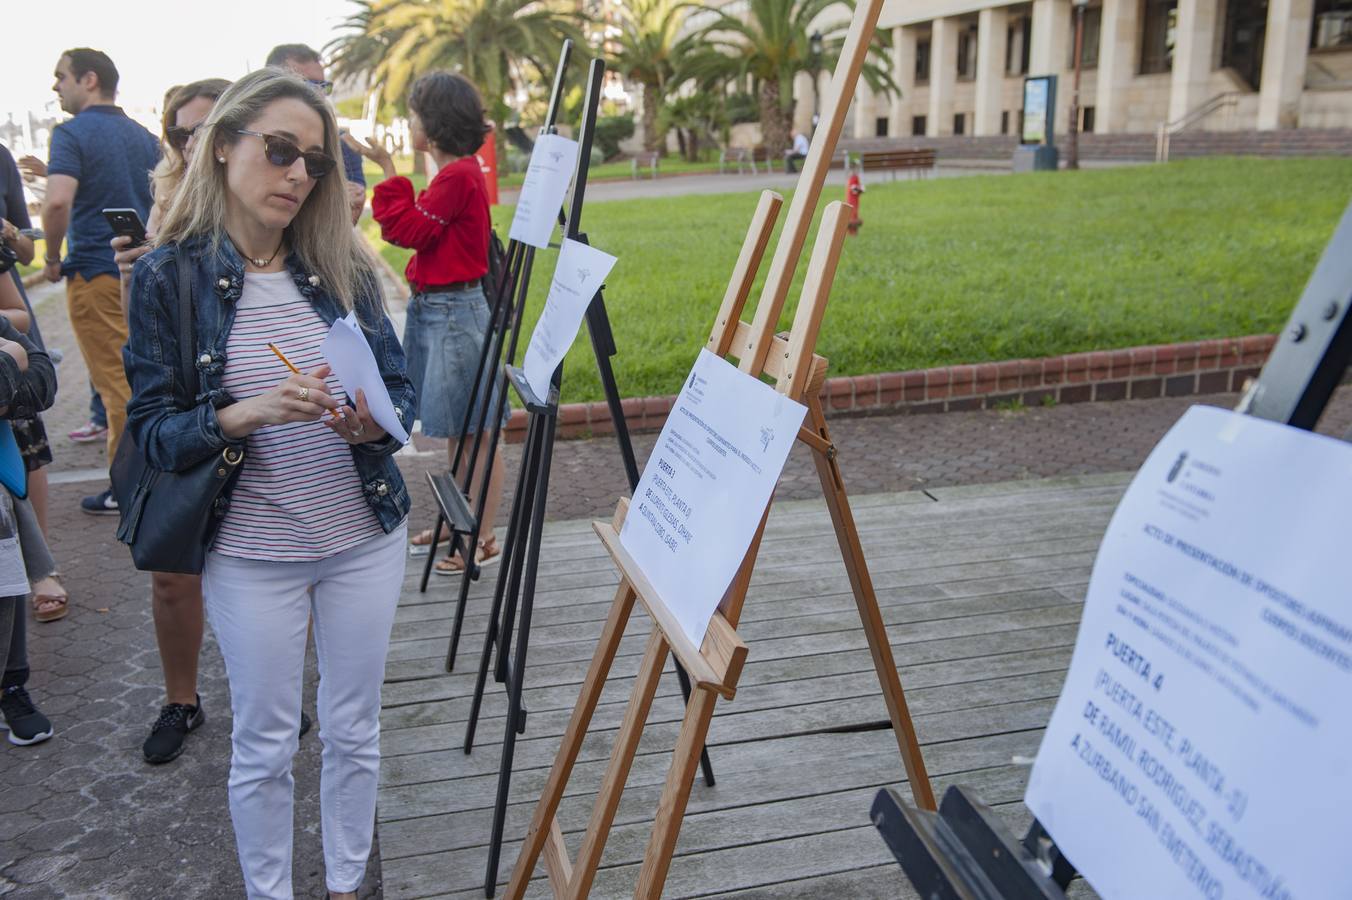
[123,234,414,533]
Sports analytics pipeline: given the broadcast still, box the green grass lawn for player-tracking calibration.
[362,157,1352,404]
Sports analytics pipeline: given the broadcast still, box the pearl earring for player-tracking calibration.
[217,157,225,163]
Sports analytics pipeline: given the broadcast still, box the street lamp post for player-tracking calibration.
[1068,0,1089,170]
[809,30,824,133]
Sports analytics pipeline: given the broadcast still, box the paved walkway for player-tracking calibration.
[2,276,1349,898]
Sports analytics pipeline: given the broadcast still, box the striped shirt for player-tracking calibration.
[212,271,383,561]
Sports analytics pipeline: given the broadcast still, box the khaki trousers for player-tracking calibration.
[67,274,131,461]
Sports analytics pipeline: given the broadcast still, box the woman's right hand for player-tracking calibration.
[219,365,339,439]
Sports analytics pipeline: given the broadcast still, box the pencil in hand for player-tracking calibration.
[266,342,344,421]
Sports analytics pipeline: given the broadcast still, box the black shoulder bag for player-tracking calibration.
[112,245,244,574]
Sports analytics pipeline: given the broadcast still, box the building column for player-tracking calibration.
[1258,0,1314,129]
[853,78,877,138]
[1030,0,1073,134]
[928,16,959,135]
[793,71,815,134]
[891,26,917,138]
[1168,0,1221,123]
[1094,0,1140,133]
[975,6,1010,135]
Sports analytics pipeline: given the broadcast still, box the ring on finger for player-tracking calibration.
[297,386,310,402]
[352,421,365,436]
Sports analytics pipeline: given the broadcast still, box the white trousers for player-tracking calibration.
[203,523,407,899]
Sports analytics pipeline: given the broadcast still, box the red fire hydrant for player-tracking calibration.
[845,159,864,235]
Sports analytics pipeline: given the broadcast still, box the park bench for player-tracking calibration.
[631,150,660,179]
[719,146,771,174]
[858,148,937,180]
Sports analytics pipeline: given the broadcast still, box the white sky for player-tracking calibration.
[5,0,359,130]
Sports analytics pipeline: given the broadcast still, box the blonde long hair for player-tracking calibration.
[155,69,370,310]
[152,78,231,214]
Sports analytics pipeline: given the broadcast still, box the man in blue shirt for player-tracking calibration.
[266,44,367,224]
[40,48,159,514]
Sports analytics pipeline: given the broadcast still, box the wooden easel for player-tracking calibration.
[505,1,936,896]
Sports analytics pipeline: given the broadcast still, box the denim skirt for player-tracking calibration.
[402,285,511,439]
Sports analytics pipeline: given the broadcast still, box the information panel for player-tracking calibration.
[1026,405,1352,900]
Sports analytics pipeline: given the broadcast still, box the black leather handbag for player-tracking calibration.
[113,245,244,574]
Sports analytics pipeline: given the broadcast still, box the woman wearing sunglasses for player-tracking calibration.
[123,69,414,900]
[112,77,232,767]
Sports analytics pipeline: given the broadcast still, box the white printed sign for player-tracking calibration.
[620,349,807,646]
[509,134,578,249]
[521,239,617,402]
[1026,405,1352,900]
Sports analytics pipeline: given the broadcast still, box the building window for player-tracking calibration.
[954,112,967,134]
[1007,16,1032,75]
[1140,0,1178,73]
[912,115,928,135]
[1312,0,1352,49]
[957,24,979,80]
[1222,0,1268,88]
[1069,5,1102,69]
[1001,110,1010,134]
[1082,105,1096,133]
[916,39,932,82]
[876,117,890,137]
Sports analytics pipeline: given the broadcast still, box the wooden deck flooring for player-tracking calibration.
[377,472,1131,898]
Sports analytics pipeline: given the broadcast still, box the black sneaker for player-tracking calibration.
[0,685,54,745]
[80,488,118,516]
[143,695,205,764]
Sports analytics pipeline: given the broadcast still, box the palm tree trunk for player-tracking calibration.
[760,80,792,157]
[642,83,664,155]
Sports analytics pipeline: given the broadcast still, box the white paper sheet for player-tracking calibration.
[620,349,807,646]
[508,134,579,249]
[1025,405,1352,900]
[320,312,410,444]
[520,239,617,402]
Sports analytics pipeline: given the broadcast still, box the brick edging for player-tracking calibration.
[503,334,1277,443]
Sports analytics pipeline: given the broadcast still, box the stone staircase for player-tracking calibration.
[839,128,1352,162]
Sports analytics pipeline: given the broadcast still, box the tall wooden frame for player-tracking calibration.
[504,1,936,895]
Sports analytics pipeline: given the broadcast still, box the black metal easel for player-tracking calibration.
[417,41,570,623]
[870,198,1352,899]
[457,57,714,897]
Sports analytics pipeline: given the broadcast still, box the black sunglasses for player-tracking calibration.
[165,122,203,151]
[235,129,336,179]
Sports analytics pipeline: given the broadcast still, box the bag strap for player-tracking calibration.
[173,244,197,408]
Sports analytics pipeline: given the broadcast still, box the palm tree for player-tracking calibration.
[696,0,896,156]
[327,0,582,130]
[608,0,694,154]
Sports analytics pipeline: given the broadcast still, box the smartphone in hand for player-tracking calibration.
[102,208,147,247]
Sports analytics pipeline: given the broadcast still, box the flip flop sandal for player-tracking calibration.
[434,539,502,576]
[408,527,452,557]
[32,576,69,623]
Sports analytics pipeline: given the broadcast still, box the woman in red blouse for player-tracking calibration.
[359,73,506,572]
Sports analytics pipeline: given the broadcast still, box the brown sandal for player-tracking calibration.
[434,537,501,576]
[31,575,69,623]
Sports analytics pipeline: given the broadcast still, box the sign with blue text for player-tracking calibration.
[1026,405,1352,899]
[620,349,807,646]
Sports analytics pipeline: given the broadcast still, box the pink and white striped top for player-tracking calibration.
[212,271,383,562]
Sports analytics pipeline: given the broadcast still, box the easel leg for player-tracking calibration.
[504,582,640,900]
[567,630,670,899]
[633,685,722,899]
[419,513,444,594]
[466,412,543,748]
[805,397,936,811]
[485,410,558,895]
